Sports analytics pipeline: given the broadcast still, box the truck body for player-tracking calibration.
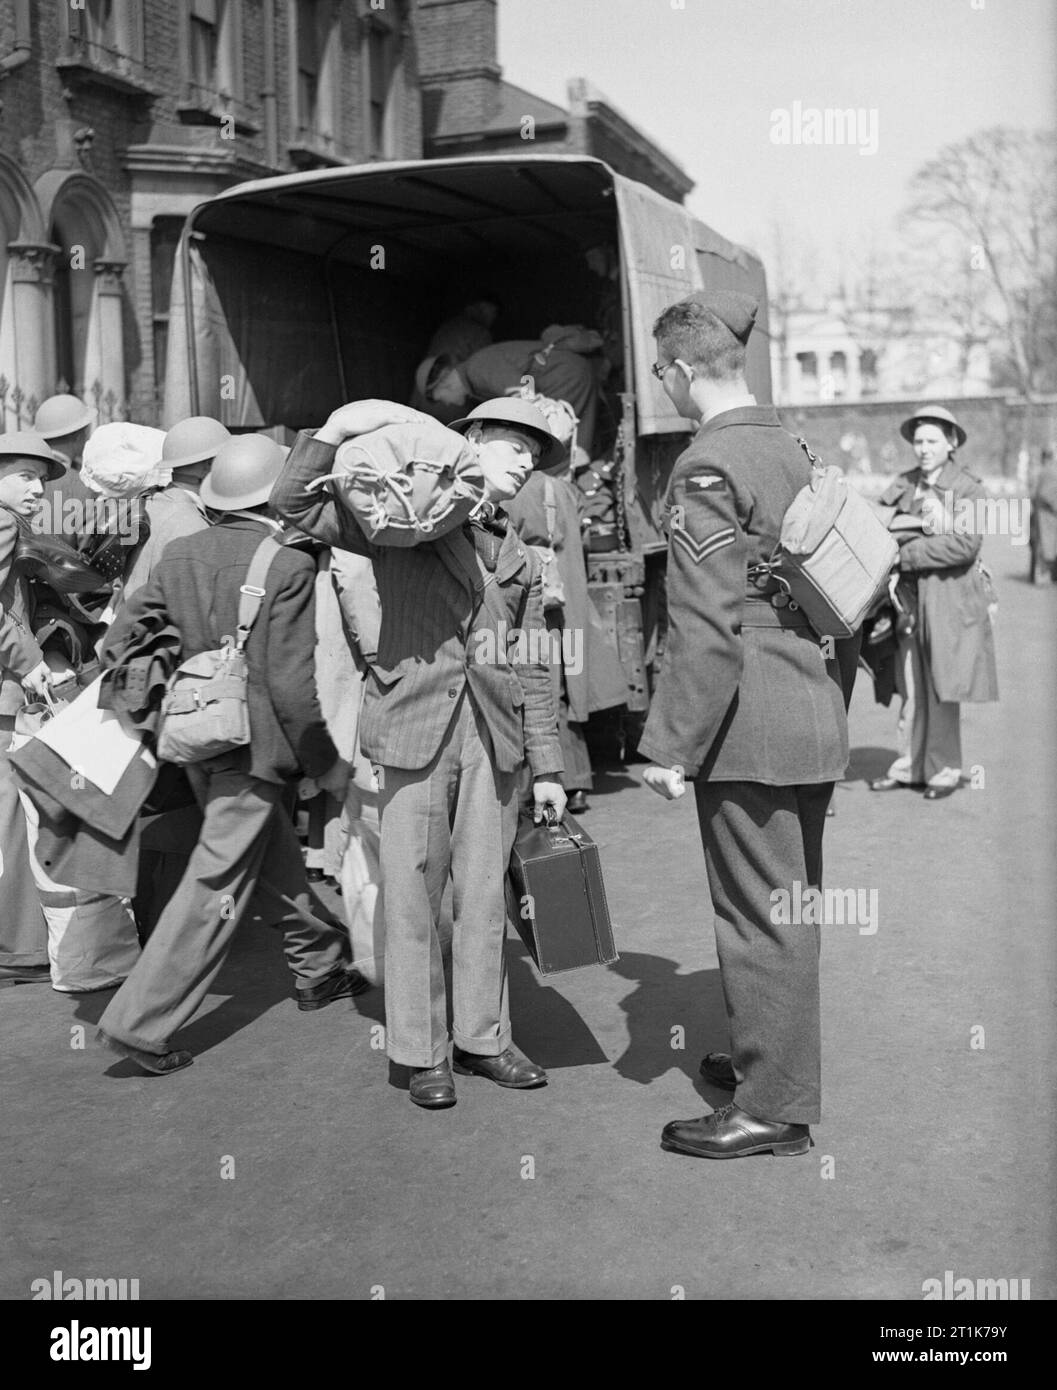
[165,154,771,718]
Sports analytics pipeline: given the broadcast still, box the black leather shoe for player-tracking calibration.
[295,966,370,1010]
[305,867,326,883]
[698,1051,737,1091]
[661,1103,811,1158]
[452,1045,547,1089]
[567,790,589,814]
[409,1061,456,1109]
[98,1030,194,1076]
[923,784,958,800]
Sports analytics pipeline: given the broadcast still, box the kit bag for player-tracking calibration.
[156,536,279,765]
[527,476,566,611]
[755,438,899,639]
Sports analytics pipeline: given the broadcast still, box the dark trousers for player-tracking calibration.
[100,761,347,1053]
[694,779,833,1125]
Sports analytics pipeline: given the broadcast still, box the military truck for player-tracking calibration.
[165,154,771,726]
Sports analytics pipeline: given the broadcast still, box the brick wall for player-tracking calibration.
[0,0,426,424]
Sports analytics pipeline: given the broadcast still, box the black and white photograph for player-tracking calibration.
[1,0,1054,1342]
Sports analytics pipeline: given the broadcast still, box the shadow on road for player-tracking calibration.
[846,743,898,783]
[607,951,728,1100]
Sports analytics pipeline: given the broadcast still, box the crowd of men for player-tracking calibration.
[0,284,1018,1158]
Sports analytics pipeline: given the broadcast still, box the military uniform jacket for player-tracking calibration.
[638,406,849,785]
[272,432,563,778]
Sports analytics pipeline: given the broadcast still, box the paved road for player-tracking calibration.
[2,536,1054,1301]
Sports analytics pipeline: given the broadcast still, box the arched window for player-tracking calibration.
[36,171,127,421]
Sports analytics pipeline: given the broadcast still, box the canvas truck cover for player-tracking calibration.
[163,156,768,432]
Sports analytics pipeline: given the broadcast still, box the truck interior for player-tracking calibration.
[171,155,770,447]
[180,157,626,433]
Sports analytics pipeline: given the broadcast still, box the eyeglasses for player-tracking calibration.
[651,360,670,380]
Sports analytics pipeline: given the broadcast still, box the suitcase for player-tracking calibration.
[506,810,618,975]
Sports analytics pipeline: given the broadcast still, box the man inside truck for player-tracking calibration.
[416,335,600,458]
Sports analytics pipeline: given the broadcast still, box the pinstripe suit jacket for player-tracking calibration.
[272,431,563,778]
[638,407,849,785]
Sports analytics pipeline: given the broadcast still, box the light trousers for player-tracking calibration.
[887,634,962,789]
[377,693,517,1068]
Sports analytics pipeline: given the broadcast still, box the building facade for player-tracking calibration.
[1,0,692,430]
[0,0,420,428]
[773,294,993,407]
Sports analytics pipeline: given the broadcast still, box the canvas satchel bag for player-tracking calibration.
[751,438,899,639]
[156,536,280,764]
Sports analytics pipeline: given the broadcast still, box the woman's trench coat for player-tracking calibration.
[878,460,999,704]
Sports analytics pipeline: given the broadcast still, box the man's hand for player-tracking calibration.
[532,778,567,826]
[21,660,55,698]
[315,400,434,447]
[43,651,76,685]
[643,764,687,800]
[317,756,351,801]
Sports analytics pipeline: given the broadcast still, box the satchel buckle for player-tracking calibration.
[239,584,266,597]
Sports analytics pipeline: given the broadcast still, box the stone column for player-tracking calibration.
[3,240,59,428]
[84,258,127,423]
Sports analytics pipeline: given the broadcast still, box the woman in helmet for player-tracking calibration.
[869,407,999,800]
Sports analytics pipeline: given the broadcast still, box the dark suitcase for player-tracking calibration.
[506,810,618,975]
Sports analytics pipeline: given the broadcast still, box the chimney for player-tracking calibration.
[416,0,502,132]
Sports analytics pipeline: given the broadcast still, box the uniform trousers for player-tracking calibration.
[99,759,348,1054]
[694,779,833,1126]
[886,633,962,789]
[377,691,517,1068]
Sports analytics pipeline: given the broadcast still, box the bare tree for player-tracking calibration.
[902,127,1057,398]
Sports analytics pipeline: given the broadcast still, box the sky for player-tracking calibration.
[497,0,1056,292]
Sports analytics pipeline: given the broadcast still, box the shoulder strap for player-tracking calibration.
[543,476,558,546]
[234,536,282,651]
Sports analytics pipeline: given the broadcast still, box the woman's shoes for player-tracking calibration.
[567,790,589,815]
[868,777,908,791]
[923,785,958,800]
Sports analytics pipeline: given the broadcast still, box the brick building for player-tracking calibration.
[0,0,690,427]
[417,0,693,205]
[0,0,420,427]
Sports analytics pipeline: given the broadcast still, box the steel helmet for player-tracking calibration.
[162,415,231,469]
[900,405,967,449]
[199,434,287,511]
[449,397,566,469]
[34,394,96,441]
[0,430,67,482]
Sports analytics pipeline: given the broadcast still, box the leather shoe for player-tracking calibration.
[923,784,957,800]
[698,1051,737,1091]
[98,1030,193,1076]
[409,1061,456,1109]
[452,1044,547,1089]
[868,776,910,791]
[661,1103,810,1159]
[567,790,589,814]
[295,966,370,1010]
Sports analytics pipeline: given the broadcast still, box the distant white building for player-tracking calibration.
[772,295,992,405]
